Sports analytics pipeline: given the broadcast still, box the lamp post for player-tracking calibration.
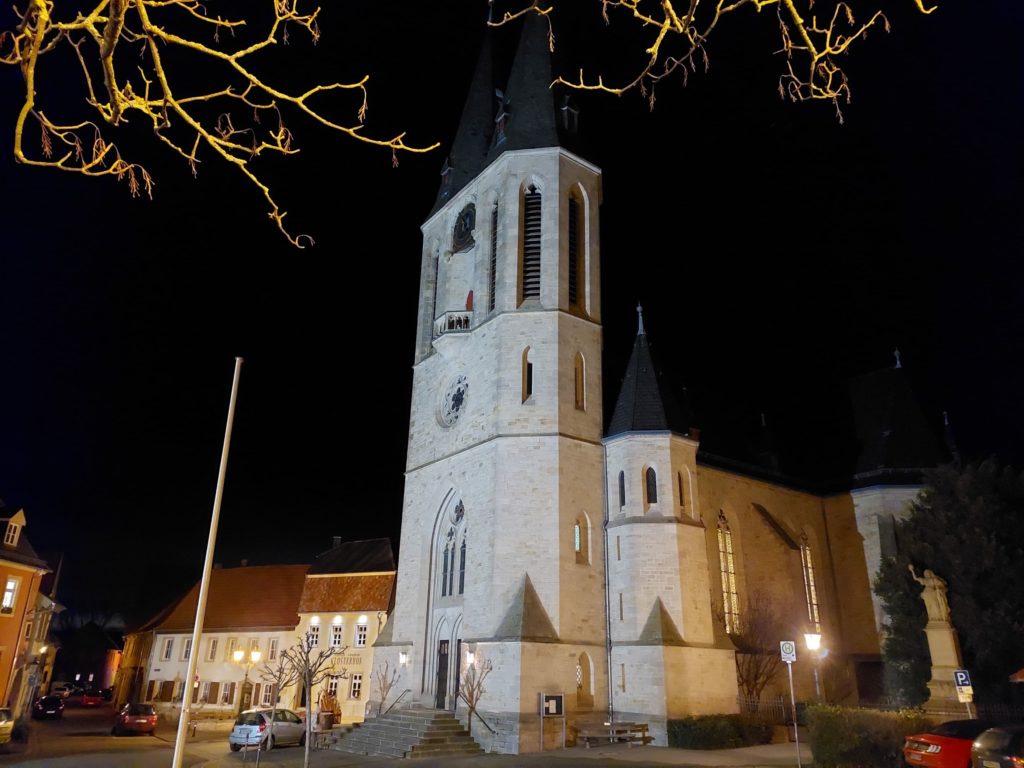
[234,649,261,713]
[803,632,822,701]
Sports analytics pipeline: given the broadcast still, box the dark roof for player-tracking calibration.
[607,319,692,438]
[152,564,310,632]
[298,574,395,614]
[848,366,945,485]
[0,508,51,571]
[308,538,395,576]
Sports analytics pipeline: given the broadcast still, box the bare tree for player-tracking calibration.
[456,652,493,738]
[280,635,346,768]
[373,659,401,718]
[255,651,301,751]
[0,0,436,246]
[717,590,788,701]
[495,0,936,122]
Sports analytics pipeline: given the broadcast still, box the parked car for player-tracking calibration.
[31,695,65,720]
[904,719,998,767]
[52,684,81,699]
[971,723,1024,767]
[79,689,104,707]
[100,687,114,702]
[228,708,306,751]
[112,703,158,736]
[0,708,12,745]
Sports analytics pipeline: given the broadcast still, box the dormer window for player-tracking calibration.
[3,523,19,547]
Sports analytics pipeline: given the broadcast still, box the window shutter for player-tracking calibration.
[521,186,542,300]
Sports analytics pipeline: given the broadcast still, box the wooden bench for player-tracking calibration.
[578,721,652,747]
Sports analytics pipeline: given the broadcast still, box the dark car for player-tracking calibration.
[971,724,1024,767]
[79,689,104,707]
[100,687,114,702]
[31,695,64,720]
[112,703,158,736]
[904,719,998,768]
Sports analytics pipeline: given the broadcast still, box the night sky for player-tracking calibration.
[0,1,1021,626]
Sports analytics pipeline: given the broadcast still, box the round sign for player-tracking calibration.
[780,640,797,661]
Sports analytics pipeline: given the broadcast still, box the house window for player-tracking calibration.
[0,577,18,615]
[458,537,466,595]
[307,624,320,648]
[801,534,822,633]
[225,637,237,662]
[268,638,278,661]
[350,673,363,699]
[522,347,534,402]
[718,512,740,634]
[24,621,32,640]
[201,681,211,703]
[207,638,218,662]
[222,681,236,705]
[327,676,339,697]
[261,684,274,706]
[574,353,586,411]
[567,194,582,308]
[489,203,498,313]
[182,638,192,661]
[249,638,260,654]
[3,523,18,546]
[355,622,368,648]
[645,467,658,505]
[618,471,626,508]
[331,624,344,648]
[161,637,173,661]
[520,184,542,302]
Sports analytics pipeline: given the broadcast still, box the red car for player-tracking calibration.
[112,703,158,735]
[79,688,104,706]
[905,719,998,768]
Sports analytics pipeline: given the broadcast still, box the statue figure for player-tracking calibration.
[909,565,950,622]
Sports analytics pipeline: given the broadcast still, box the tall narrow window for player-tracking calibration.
[520,185,542,301]
[182,638,192,661]
[458,538,466,594]
[307,624,320,648]
[801,534,821,633]
[567,194,582,307]
[431,248,440,322]
[645,467,659,505]
[355,621,368,648]
[617,471,625,508]
[677,472,686,513]
[574,353,586,410]
[522,347,534,402]
[268,638,278,661]
[3,523,18,546]
[350,673,363,699]
[489,204,498,313]
[207,638,218,662]
[574,515,590,565]
[441,544,450,597]
[331,624,344,648]
[576,652,594,709]
[718,512,740,634]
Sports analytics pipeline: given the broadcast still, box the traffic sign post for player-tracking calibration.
[954,669,975,717]
[539,693,565,750]
[780,641,802,768]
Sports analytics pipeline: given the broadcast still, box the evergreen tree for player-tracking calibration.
[874,459,1024,703]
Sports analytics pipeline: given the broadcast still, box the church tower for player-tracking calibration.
[373,16,608,753]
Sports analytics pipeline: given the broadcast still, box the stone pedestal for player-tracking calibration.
[923,619,964,712]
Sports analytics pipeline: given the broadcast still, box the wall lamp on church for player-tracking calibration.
[398,652,408,666]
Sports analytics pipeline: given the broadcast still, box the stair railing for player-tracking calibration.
[382,688,411,717]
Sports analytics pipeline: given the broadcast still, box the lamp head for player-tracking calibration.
[250,650,261,663]
[804,632,822,652]
[233,649,245,663]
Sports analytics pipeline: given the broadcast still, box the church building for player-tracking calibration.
[370,15,948,752]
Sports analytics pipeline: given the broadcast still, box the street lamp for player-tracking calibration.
[233,649,261,712]
[803,632,822,700]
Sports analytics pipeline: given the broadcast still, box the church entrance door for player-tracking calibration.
[435,640,449,709]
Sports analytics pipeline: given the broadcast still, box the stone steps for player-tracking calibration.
[331,707,483,759]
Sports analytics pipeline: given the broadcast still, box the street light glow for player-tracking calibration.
[804,632,822,651]
[233,649,244,663]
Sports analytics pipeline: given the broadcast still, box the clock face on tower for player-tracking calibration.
[438,374,469,428]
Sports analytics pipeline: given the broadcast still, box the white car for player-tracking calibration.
[228,708,306,751]
[0,708,13,745]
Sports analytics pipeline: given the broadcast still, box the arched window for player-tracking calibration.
[574,514,590,565]
[677,472,686,513]
[488,203,498,313]
[801,533,821,633]
[718,512,740,634]
[458,537,467,595]
[522,347,534,402]
[574,353,586,411]
[645,467,658,505]
[441,543,450,597]
[617,471,626,508]
[576,652,594,709]
[567,192,583,309]
[520,185,542,302]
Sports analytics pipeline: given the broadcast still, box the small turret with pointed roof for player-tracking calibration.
[608,305,692,437]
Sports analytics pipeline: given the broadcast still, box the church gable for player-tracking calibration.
[493,574,560,643]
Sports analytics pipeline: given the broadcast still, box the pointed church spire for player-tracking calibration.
[636,303,645,336]
[894,348,902,369]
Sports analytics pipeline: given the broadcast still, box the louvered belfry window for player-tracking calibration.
[489,204,498,312]
[521,185,542,301]
[567,195,581,307]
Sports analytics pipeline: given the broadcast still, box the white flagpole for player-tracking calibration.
[172,357,244,768]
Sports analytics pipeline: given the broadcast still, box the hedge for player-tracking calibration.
[806,704,933,767]
[667,713,774,749]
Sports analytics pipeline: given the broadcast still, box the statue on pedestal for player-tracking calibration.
[909,565,950,622]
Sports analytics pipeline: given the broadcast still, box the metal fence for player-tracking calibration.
[737,694,788,724]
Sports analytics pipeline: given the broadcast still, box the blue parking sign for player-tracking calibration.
[954,669,971,687]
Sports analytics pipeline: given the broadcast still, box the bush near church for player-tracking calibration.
[667,714,773,748]
[806,704,932,767]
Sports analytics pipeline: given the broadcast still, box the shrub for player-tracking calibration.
[667,713,773,748]
[806,704,932,767]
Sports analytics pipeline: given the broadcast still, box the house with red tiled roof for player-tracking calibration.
[140,562,310,714]
[295,538,396,723]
